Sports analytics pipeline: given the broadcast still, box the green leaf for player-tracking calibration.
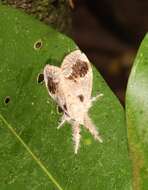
[126,34,148,190]
[0,5,131,190]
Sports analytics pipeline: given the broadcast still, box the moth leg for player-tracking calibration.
[57,119,65,129]
[72,122,81,154]
[84,114,103,143]
[91,93,103,103]
[57,114,68,129]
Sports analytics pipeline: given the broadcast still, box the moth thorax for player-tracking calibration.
[69,103,84,124]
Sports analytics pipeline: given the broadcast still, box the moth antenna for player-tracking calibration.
[72,122,81,154]
[84,114,103,143]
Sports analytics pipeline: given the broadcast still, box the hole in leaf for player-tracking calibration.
[4,96,10,104]
[37,73,44,84]
[34,39,43,50]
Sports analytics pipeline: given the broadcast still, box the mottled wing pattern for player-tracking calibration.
[44,65,67,111]
[61,50,93,102]
[44,65,61,99]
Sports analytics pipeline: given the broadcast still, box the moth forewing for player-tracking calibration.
[61,50,93,101]
[43,65,61,99]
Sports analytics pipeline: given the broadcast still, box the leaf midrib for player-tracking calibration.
[0,114,64,190]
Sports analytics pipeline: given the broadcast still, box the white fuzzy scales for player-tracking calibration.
[44,50,103,154]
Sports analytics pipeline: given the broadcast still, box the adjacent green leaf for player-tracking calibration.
[126,34,148,190]
[0,5,131,190]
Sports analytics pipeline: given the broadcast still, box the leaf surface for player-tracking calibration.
[126,34,148,190]
[0,5,131,190]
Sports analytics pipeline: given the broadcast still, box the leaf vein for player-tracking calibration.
[0,114,64,190]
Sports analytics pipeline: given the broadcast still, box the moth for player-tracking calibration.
[44,50,103,154]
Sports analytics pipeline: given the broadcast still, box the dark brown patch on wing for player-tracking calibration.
[47,77,58,94]
[68,59,88,80]
[78,94,84,102]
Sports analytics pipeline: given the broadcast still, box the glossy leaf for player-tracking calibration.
[126,34,148,190]
[0,5,131,190]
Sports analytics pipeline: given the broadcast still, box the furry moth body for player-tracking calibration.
[44,50,103,154]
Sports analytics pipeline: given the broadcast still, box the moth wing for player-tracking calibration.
[44,65,66,109]
[61,50,93,101]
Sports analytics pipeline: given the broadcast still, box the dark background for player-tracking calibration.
[70,0,148,103]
